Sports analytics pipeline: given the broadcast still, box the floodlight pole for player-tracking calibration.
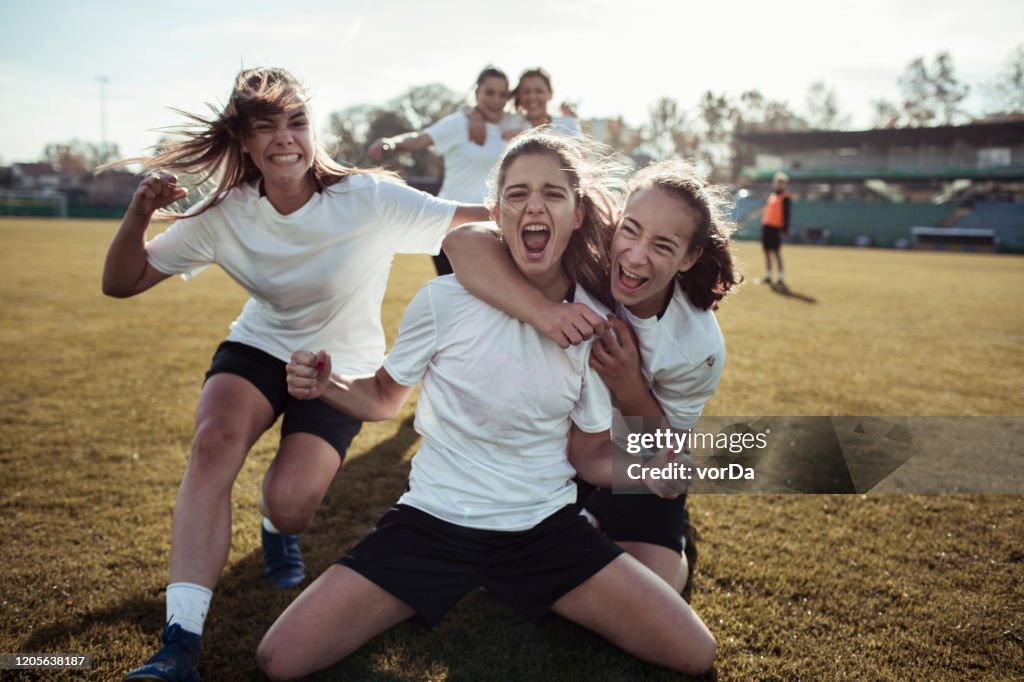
[96,75,109,151]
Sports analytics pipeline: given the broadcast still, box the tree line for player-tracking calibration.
[323,46,1024,184]
[30,46,1024,186]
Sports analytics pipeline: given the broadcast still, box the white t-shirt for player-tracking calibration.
[424,112,509,203]
[145,175,456,375]
[617,282,725,430]
[383,277,613,531]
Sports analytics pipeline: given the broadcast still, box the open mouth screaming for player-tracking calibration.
[522,224,551,261]
[616,263,649,292]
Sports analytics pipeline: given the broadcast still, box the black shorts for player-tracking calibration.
[338,504,623,628]
[584,489,690,554]
[204,341,362,459]
[432,250,453,276]
[762,225,783,251]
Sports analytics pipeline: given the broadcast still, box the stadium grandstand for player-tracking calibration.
[735,120,1024,253]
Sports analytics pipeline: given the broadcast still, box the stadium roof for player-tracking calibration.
[737,121,1024,150]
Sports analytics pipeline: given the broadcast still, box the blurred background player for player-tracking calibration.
[368,66,514,276]
[761,171,790,285]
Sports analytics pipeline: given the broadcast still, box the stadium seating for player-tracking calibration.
[954,202,1024,253]
[733,200,958,248]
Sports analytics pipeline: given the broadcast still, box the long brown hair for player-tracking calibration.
[489,128,626,308]
[627,160,741,310]
[113,67,397,219]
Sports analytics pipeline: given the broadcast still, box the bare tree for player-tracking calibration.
[42,139,120,179]
[695,91,736,182]
[870,99,901,129]
[805,81,850,129]
[327,104,379,166]
[644,97,693,161]
[388,83,461,131]
[896,52,969,127]
[985,44,1024,115]
[898,57,936,127]
[931,51,969,125]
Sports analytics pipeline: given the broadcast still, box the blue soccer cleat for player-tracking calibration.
[261,525,306,589]
[123,622,200,681]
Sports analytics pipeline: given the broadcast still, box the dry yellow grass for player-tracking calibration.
[0,218,1021,681]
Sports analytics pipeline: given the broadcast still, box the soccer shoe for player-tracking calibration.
[680,519,700,604]
[122,623,200,681]
[261,525,306,589]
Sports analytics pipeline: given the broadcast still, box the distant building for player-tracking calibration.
[732,121,1024,253]
[736,121,1024,199]
[10,162,62,191]
[89,170,138,206]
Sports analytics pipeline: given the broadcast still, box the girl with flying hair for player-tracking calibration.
[266,130,716,680]
[444,158,740,601]
[102,67,488,682]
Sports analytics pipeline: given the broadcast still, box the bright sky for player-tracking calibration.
[1,0,1021,163]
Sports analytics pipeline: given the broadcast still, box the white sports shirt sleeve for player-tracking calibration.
[653,348,725,430]
[376,179,455,256]
[423,112,467,156]
[381,283,438,387]
[145,199,217,280]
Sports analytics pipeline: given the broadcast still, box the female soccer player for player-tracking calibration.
[367,66,516,275]
[511,67,582,137]
[103,67,488,682]
[444,158,740,599]
[467,67,582,143]
[260,131,715,680]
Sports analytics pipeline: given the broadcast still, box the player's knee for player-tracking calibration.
[262,479,319,534]
[190,420,244,467]
[678,630,716,676]
[263,501,314,535]
[673,555,689,594]
[187,419,246,483]
[256,637,294,681]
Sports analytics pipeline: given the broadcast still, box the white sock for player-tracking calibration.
[765,271,772,281]
[778,270,785,282]
[166,583,212,636]
[262,516,283,535]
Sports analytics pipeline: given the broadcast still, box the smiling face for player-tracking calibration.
[475,75,510,123]
[611,186,703,318]
[240,100,315,191]
[515,75,553,124]
[494,152,583,294]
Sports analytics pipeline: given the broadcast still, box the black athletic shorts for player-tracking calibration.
[204,341,362,459]
[338,504,624,628]
[762,225,782,251]
[585,489,690,554]
[432,250,454,277]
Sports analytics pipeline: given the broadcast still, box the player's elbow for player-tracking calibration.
[365,400,402,422]
[362,378,407,422]
[101,279,133,298]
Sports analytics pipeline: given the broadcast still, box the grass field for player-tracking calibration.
[1,217,1022,681]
